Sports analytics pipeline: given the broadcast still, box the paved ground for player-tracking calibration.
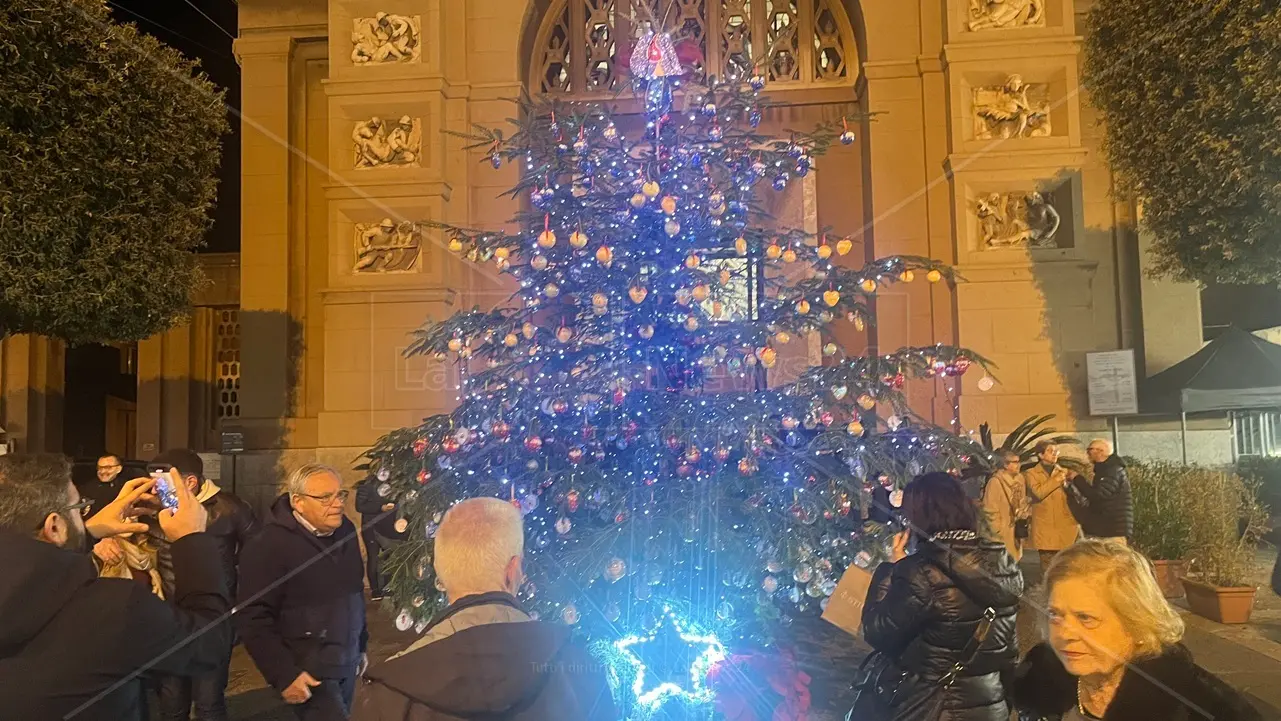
[214,551,1281,720]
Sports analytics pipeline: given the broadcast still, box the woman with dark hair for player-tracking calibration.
[854,473,1023,721]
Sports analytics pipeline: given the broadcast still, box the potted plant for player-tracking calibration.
[1180,470,1270,624]
[1128,461,1197,598]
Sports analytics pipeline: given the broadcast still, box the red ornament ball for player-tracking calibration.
[623,420,639,439]
[566,489,581,512]
[552,398,570,414]
[613,388,627,405]
[676,463,694,477]
[739,458,758,476]
[412,438,429,458]
[713,445,731,462]
[819,411,834,426]
[416,469,431,484]
[666,434,683,451]
[491,421,511,440]
[685,447,702,464]
[441,438,461,454]
[524,436,544,452]
[568,446,585,464]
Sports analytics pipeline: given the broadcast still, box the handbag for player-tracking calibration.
[1014,518,1030,540]
[847,606,997,721]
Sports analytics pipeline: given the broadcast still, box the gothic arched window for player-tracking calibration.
[531,0,857,96]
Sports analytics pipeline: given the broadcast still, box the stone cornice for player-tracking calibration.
[319,287,458,306]
[232,26,328,62]
[943,36,1083,63]
[323,180,453,202]
[955,259,1098,283]
[945,147,1090,175]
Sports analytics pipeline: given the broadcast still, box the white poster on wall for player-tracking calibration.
[1087,350,1139,416]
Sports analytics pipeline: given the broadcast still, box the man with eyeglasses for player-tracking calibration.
[0,453,230,720]
[237,463,368,721]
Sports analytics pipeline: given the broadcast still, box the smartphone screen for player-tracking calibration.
[149,467,180,511]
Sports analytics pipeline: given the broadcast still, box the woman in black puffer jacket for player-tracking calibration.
[858,472,1024,721]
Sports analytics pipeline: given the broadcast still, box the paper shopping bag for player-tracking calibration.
[821,564,875,638]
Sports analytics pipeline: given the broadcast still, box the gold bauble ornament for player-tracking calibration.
[816,242,832,260]
[858,394,877,410]
[734,236,748,256]
[596,246,614,266]
[759,347,778,368]
[591,293,608,309]
[692,284,710,302]
[797,299,811,314]
[531,254,549,270]
[860,278,878,293]
[556,326,573,343]
[685,315,700,331]
[569,230,589,248]
[544,283,560,298]
[766,243,782,260]
[503,333,519,347]
[665,218,681,237]
[537,230,557,248]
[836,238,854,256]
[685,253,700,269]
[847,420,865,436]
[630,193,647,209]
[642,180,661,198]
[522,322,536,339]
[447,338,463,352]
[781,248,798,263]
[661,196,678,215]
[628,286,648,304]
[823,289,841,307]
[775,331,791,344]
[853,314,866,332]
[927,269,943,283]
[899,270,915,282]
[494,246,511,260]
[639,324,655,339]
[448,237,464,253]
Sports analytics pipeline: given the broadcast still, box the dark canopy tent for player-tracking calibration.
[1140,327,1281,460]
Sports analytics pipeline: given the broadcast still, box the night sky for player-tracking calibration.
[107,0,241,254]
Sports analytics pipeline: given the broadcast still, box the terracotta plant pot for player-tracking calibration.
[1151,559,1188,599]
[1182,578,1256,624]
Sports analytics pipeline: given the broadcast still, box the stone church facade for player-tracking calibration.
[0,0,1217,488]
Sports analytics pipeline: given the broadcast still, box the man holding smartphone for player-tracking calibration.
[0,454,230,721]
[147,448,258,721]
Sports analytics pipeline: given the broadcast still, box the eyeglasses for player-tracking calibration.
[61,499,94,518]
[297,490,350,505]
[97,464,121,471]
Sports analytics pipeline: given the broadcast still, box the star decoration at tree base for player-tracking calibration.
[596,608,727,720]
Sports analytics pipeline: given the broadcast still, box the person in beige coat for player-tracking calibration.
[1022,440,1080,570]
[982,450,1029,561]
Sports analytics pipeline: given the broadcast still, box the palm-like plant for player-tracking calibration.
[977,415,1086,474]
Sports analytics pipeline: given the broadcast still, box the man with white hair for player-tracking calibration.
[237,464,367,721]
[1066,439,1133,544]
[354,497,617,721]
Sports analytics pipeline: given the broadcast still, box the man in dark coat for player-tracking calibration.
[1066,439,1133,542]
[354,474,406,600]
[354,497,617,721]
[237,463,368,721]
[0,454,230,721]
[150,448,259,721]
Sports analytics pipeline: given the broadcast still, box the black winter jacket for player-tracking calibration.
[236,494,368,691]
[152,484,258,600]
[1012,642,1261,721]
[862,532,1023,721]
[355,477,406,543]
[354,593,618,721]
[0,529,231,721]
[1067,456,1133,539]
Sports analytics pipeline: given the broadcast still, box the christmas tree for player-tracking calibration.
[363,25,994,719]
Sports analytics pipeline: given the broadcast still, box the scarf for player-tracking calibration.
[195,479,221,504]
[98,535,165,599]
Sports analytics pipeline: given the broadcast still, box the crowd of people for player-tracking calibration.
[0,440,1270,720]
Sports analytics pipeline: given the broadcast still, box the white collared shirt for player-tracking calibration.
[293,510,334,538]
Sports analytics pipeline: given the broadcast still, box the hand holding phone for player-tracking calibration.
[151,467,208,542]
[149,466,181,511]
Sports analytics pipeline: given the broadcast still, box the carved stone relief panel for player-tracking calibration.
[967,0,1045,31]
[976,191,1062,249]
[352,116,421,168]
[973,75,1052,140]
[354,219,422,273]
[351,14,421,65]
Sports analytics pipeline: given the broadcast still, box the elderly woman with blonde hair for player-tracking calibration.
[1011,540,1260,720]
